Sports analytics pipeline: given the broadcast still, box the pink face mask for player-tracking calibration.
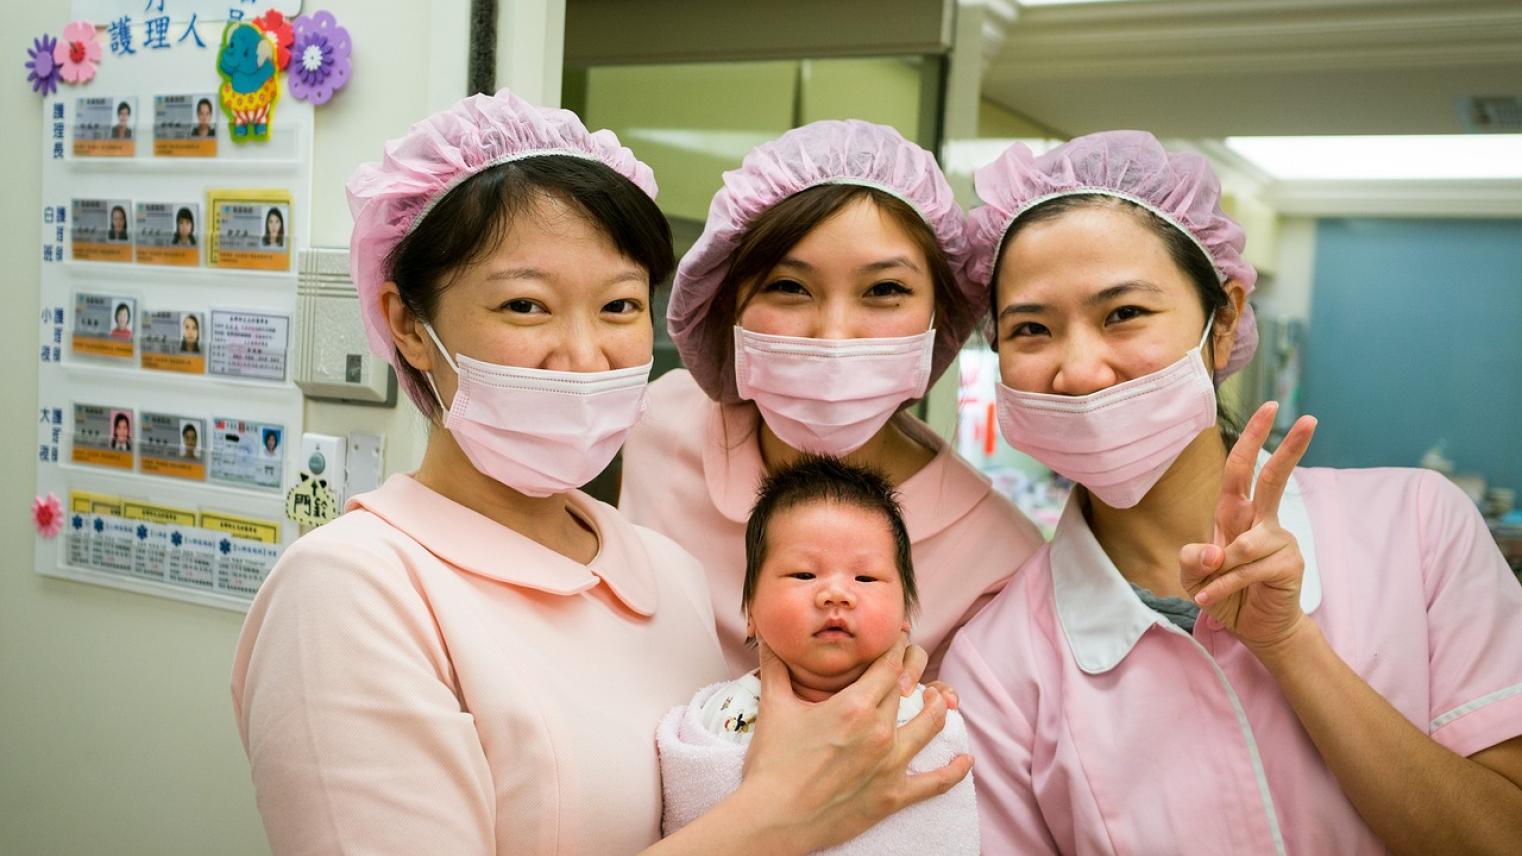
[424,324,651,497]
[995,318,1217,508]
[733,325,935,456]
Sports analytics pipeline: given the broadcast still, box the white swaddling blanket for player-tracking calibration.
[656,679,980,854]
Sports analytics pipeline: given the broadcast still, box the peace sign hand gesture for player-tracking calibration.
[1180,401,1318,655]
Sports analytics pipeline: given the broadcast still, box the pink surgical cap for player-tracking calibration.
[346,88,657,389]
[965,130,1258,378]
[669,119,980,403]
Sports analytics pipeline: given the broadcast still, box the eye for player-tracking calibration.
[854,575,881,584]
[787,572,816,581]
[762,279,810,297]
[1005,321,1049,340]
[602,298,643,315]
[864,281,911,299]
[501,298,544,314]
[1106,305,1149,324]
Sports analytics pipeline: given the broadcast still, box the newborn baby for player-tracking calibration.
[657,455,978,853]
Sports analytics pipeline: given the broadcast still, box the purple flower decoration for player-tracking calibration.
[287,11,351,105]
[25,33,61,96]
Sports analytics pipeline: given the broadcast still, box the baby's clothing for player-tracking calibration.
[659,672,980,853]
[697,671,925,744]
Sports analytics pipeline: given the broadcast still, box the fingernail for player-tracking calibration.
[899,671,914,694]
[1194,591,1209,605]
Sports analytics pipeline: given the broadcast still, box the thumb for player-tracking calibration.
[1179,542,1223,587]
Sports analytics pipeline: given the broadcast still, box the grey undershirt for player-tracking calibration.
[1130,583,1201,634]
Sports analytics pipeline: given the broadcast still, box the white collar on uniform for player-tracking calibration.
[1052,452,1321,675]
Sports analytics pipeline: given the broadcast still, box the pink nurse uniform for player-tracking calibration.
[620,369,1045,678]
[940,466,1522,854]
[232,474,729,854]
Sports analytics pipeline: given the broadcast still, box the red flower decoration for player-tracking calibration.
[253,10,294,71]
[33,493,63,539]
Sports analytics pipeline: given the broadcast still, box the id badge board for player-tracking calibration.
[35,35,311,611]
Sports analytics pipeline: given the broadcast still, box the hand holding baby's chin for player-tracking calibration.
[736,635,970,850]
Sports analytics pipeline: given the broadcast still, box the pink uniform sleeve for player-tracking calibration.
[938,631,1061,854]
[1416,470,1522,758]
[231,536,496,855]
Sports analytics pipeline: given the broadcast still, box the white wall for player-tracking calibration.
[0,2,495,852]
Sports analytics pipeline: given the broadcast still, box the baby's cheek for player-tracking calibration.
[752,595,816,658]
[855,598,908,659]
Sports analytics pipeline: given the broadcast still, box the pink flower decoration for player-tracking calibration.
[253,10,295,71]
[33,493,63,539]
[53,20,101,85]
[287,11,352,105]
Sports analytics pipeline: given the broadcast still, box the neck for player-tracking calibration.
[1084,427,1227,599]
[413,425,598,563]
[756,410,936,486]
[783,664,868,703]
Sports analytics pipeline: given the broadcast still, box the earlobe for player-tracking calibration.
[381,282,431,374]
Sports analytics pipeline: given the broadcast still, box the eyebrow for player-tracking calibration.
[998,280,1166,319]
[774,255,923,275]
[483,267,647,286]
[484,266,550,283]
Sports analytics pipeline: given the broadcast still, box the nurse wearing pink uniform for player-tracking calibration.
[940,131,1522,854]
[232,91,968,856]
[620,120,1044,678]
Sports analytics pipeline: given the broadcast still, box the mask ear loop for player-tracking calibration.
[1197,310,1217,352]
[420,322,461,417]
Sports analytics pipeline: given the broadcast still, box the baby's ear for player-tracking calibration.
[900,619,911,633]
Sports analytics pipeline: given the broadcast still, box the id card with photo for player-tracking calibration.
[71,199,134,262]
[74,96,136,156]
[72,403,135,470]
[209,309,289,381]
[209,190,291,271]
[73,293,137,361]
[140,310,205,373]
[153,93,217,156]
[135,202,200,266]
[209,417,285,490]
[139,412,207,481]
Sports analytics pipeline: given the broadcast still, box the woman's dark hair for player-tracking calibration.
[113,413,130,430]
[117,101,130,114]
[709,184,970,377]
[114,302,131,322]
[385,155,675,419]
[177,207,195,226]
[196,98,213,113]
[182,423,198,438]
[990,194,1238,433]
[743,454,918,616]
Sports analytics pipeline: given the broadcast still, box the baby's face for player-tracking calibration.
[748,500,907,698]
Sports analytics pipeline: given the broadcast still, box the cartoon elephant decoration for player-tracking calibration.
[217,22,280,142]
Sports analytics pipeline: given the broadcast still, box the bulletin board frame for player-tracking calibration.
[33,35,312,612]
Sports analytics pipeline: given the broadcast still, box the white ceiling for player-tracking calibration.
[979,0,1522,137]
